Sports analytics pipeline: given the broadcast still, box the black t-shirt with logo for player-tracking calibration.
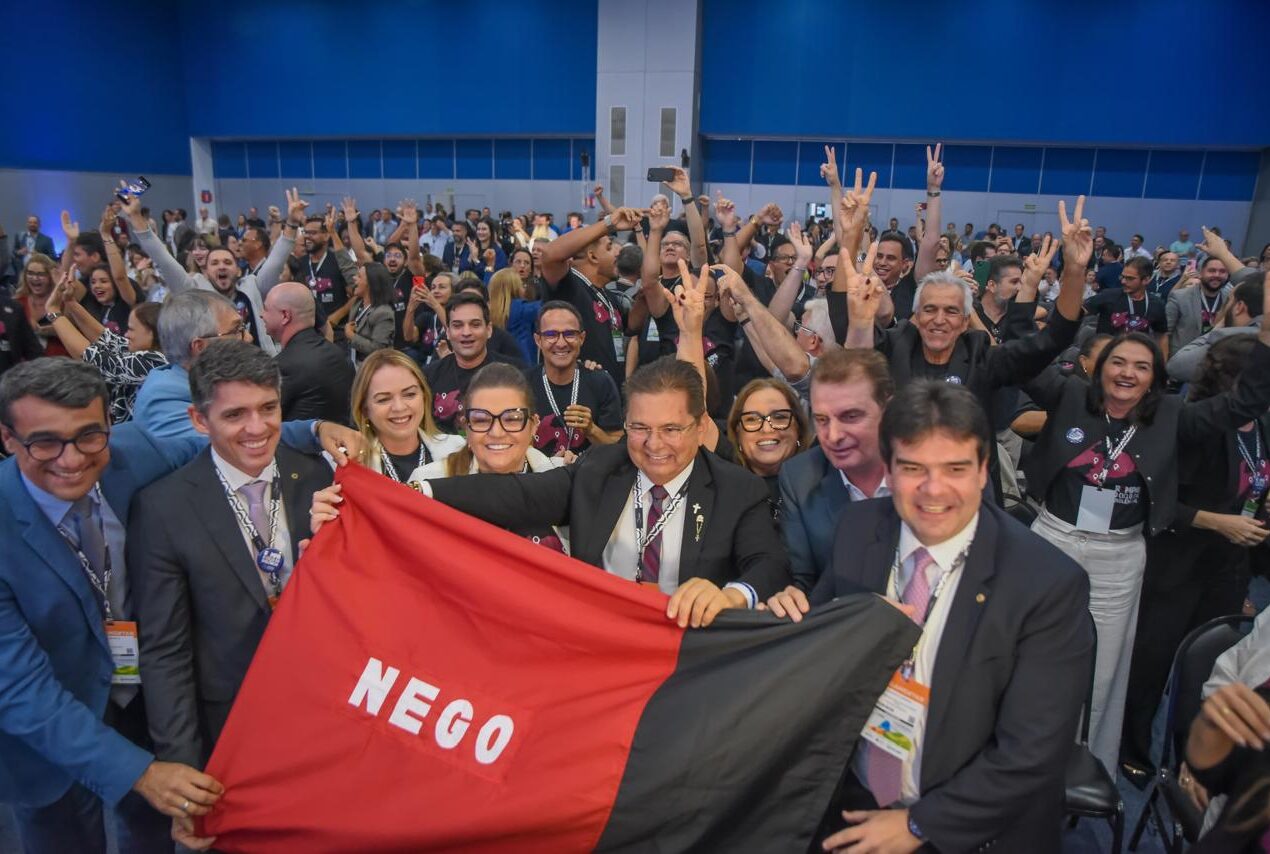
[525,365,623,455]
[1046,417,1147,529]
[305,252,350,330]
[388,267,414,349]
[80,296,131,337]
[422,350,526,434]
[410,306,445,364]
[1084,289,1167,337]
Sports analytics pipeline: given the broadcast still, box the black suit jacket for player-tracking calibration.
[429,443,791,598]
[128,447,332,767]
[276,327,356,424]
[812,499,1092,854]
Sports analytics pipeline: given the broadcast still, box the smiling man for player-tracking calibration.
[423,291,525,434]
[766,381,1092,854]
[129,340,331,782]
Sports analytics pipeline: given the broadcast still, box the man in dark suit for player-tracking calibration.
[129,340,332,773]
[263,281,355,423]
[780,348,893,592]
[13,215,56,271]
[0,359,222,853]
[767,381,1092,854]
[348,356,791,626]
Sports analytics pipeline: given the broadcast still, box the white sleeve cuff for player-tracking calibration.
[724,581,757,609]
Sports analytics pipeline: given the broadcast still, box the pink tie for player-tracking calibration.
[864,548,935,806]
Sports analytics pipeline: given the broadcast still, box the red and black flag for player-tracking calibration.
[199,462,918,852]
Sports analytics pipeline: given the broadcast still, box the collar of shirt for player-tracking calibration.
[839,471,890,502]
[635,459,695,503]
[210,447,278,493]
[895,511,979,592]
[20,470,91,529]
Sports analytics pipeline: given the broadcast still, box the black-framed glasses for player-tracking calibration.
[816,265,837,278]
[3,425,110,461]
[738,409,794,432]
[773,254,797,263]
[538,329,582,343]
[465,407,531,433]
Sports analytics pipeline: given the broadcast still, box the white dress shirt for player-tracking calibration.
[603,462,695,594]
[211,449,295,596]
[840,471,890,503]
[854,512,979,804]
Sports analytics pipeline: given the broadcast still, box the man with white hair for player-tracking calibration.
[841,197,1092,498]
[794,298,835,359]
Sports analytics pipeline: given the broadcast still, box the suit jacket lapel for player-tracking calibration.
[275,450,314,563]
[817,464,851,531]
[6,466,111,655]
[923,508,998,782]
[676,454,714,578]
[585,458,638,565]
[859,513,900,594]
[186,454,272,614]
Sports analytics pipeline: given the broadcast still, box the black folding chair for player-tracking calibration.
[1127,613,1254,852]
[1065,623,1125,854]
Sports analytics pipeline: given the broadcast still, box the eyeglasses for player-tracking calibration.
[3,425,110,461]
[793,322,818,337]
[625,422,696,441]
[815,266,837,278]
[738,409,795,432]
[465,407,531,433]
[538,329,582,343]
[199,322,247,341]
[773,254,797,263]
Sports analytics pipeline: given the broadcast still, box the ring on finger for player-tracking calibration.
[181,799,190,813]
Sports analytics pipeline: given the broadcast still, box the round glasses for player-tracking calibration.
[5,426,110,461]
[738,409,794,432]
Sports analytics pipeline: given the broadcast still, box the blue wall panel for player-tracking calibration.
[892,144,927,191]
[1200,151,1261,202]
[797,141,844,186]
[456,139,493,180]
[533,139,571,181]
[1144,150,1203,200]
[705,140,753,184]
[941,145,991,192]
[279,142,313,179]
[494,139,532,180]
[751,141,798,185]
[418,140,454,180]
[212,142,247,180]
[381,140,416,179]
[571,139,595,181]
[312,141,347,180]
[700,0,1270,147]
[846,143,894,190]
[347,141,382,179]
[246,142,279,179]
[989,146,1042,194]
[1040,148,1095,196]
[1092,149,1149,198]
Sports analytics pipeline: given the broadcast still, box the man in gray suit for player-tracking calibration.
[128,340,332,768]
[1167,255,1231,354]
[779,348,893,592]
[1168,273,1265,383]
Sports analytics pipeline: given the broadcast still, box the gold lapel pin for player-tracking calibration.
[694,514,704,542]
[290,472,299,480]
[975,592,986,604]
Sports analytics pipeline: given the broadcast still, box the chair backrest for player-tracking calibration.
[1164,614,1255,767]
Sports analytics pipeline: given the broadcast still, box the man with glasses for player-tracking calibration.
[527,301,623,456]
[423,291,525,434]
[324,356,791,627]
[0,359,226,853]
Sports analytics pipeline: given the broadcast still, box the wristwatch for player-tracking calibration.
[926,190,942,198]
[907,813,925,842]
[41,311,62,325]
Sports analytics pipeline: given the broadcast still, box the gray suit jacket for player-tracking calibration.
[778,446,853,592]
[1167,284,1231,355]
[128,446,331,766]
[1166,316,1259,383]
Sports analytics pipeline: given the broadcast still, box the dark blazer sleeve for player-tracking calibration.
[985,309,1080,388]
[427,466,577,530]
[1179,340,1270,444]
[728,480,792,598]
[1000,299,1038,343]
[1021,361,1078,413]
[909,561,1093,853]
[128,485,204,767]
[778,464,819,593]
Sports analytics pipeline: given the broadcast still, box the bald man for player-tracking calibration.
[266,282,355,423]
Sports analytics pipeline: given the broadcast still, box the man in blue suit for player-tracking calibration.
[779,348,893,592]
[0,359,224,852]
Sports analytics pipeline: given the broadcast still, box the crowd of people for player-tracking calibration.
[2,143,1269,854]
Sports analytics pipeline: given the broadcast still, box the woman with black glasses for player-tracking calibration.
[725,378,811,517]
[417,363,568,552]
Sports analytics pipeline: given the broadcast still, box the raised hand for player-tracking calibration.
[1058,195,1092,268]
[267,205,281,221]
[758,203,784,227]
[667,258,707,335]
[60,210,79,241]
[648,196,671,231]
[844,242,882,324]
[99,205,118,237]
[323,210,337,236]
[840,168,878,231]
[285,187,308,224]
[593,183,604,198]
[609,206,646,231]
[714,193,738,232]
[664,167,691,198]
[399,198,419,225]
[1023,234,1059,285]
[1197,225,1225,257]
[341,196,358,225]
[926,143,945,192]
[820,145,841,188]
[788,221,812,266]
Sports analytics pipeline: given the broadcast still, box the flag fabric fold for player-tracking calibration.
[200,462,918,852]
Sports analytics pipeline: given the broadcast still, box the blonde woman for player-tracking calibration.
[14,253,68,356]
[349,349,464,483]
[488,268,540,363]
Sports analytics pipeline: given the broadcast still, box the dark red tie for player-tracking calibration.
[639,485,670,583]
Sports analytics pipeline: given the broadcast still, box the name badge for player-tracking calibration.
[860,670,929,761]
[105,620,141,684]
[612,329,626,363]
[1075,485,1115,534]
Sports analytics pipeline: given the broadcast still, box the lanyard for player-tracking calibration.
[307,252,326,285]
[1198,290,1223,327]
[55,486,114,621]
[214,466,284,596]
[1237,428,1266,488]
[885,544,971,679]
[1125,292,1149,317]
[632,481,690,582]
[541,369,580,447]
[574,269,621,334]
[353,302,372,326]
[380,441,428,483]
[1095,416,1137,488]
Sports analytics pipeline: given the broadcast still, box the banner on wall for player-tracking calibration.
[199,463,917,852]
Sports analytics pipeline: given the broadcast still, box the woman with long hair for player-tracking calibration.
[417,363,567,551]
[343,261,396,367]
[725,378,811,517]
[14,252,68,356]
[510,247,537,300]
[1023,276,1270,777]
[488,268,541,364]
[181,233,213,278]
[78,265,133,336]
[348,349,464,484]
[472,218,507,279]
[402,271,453,365]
